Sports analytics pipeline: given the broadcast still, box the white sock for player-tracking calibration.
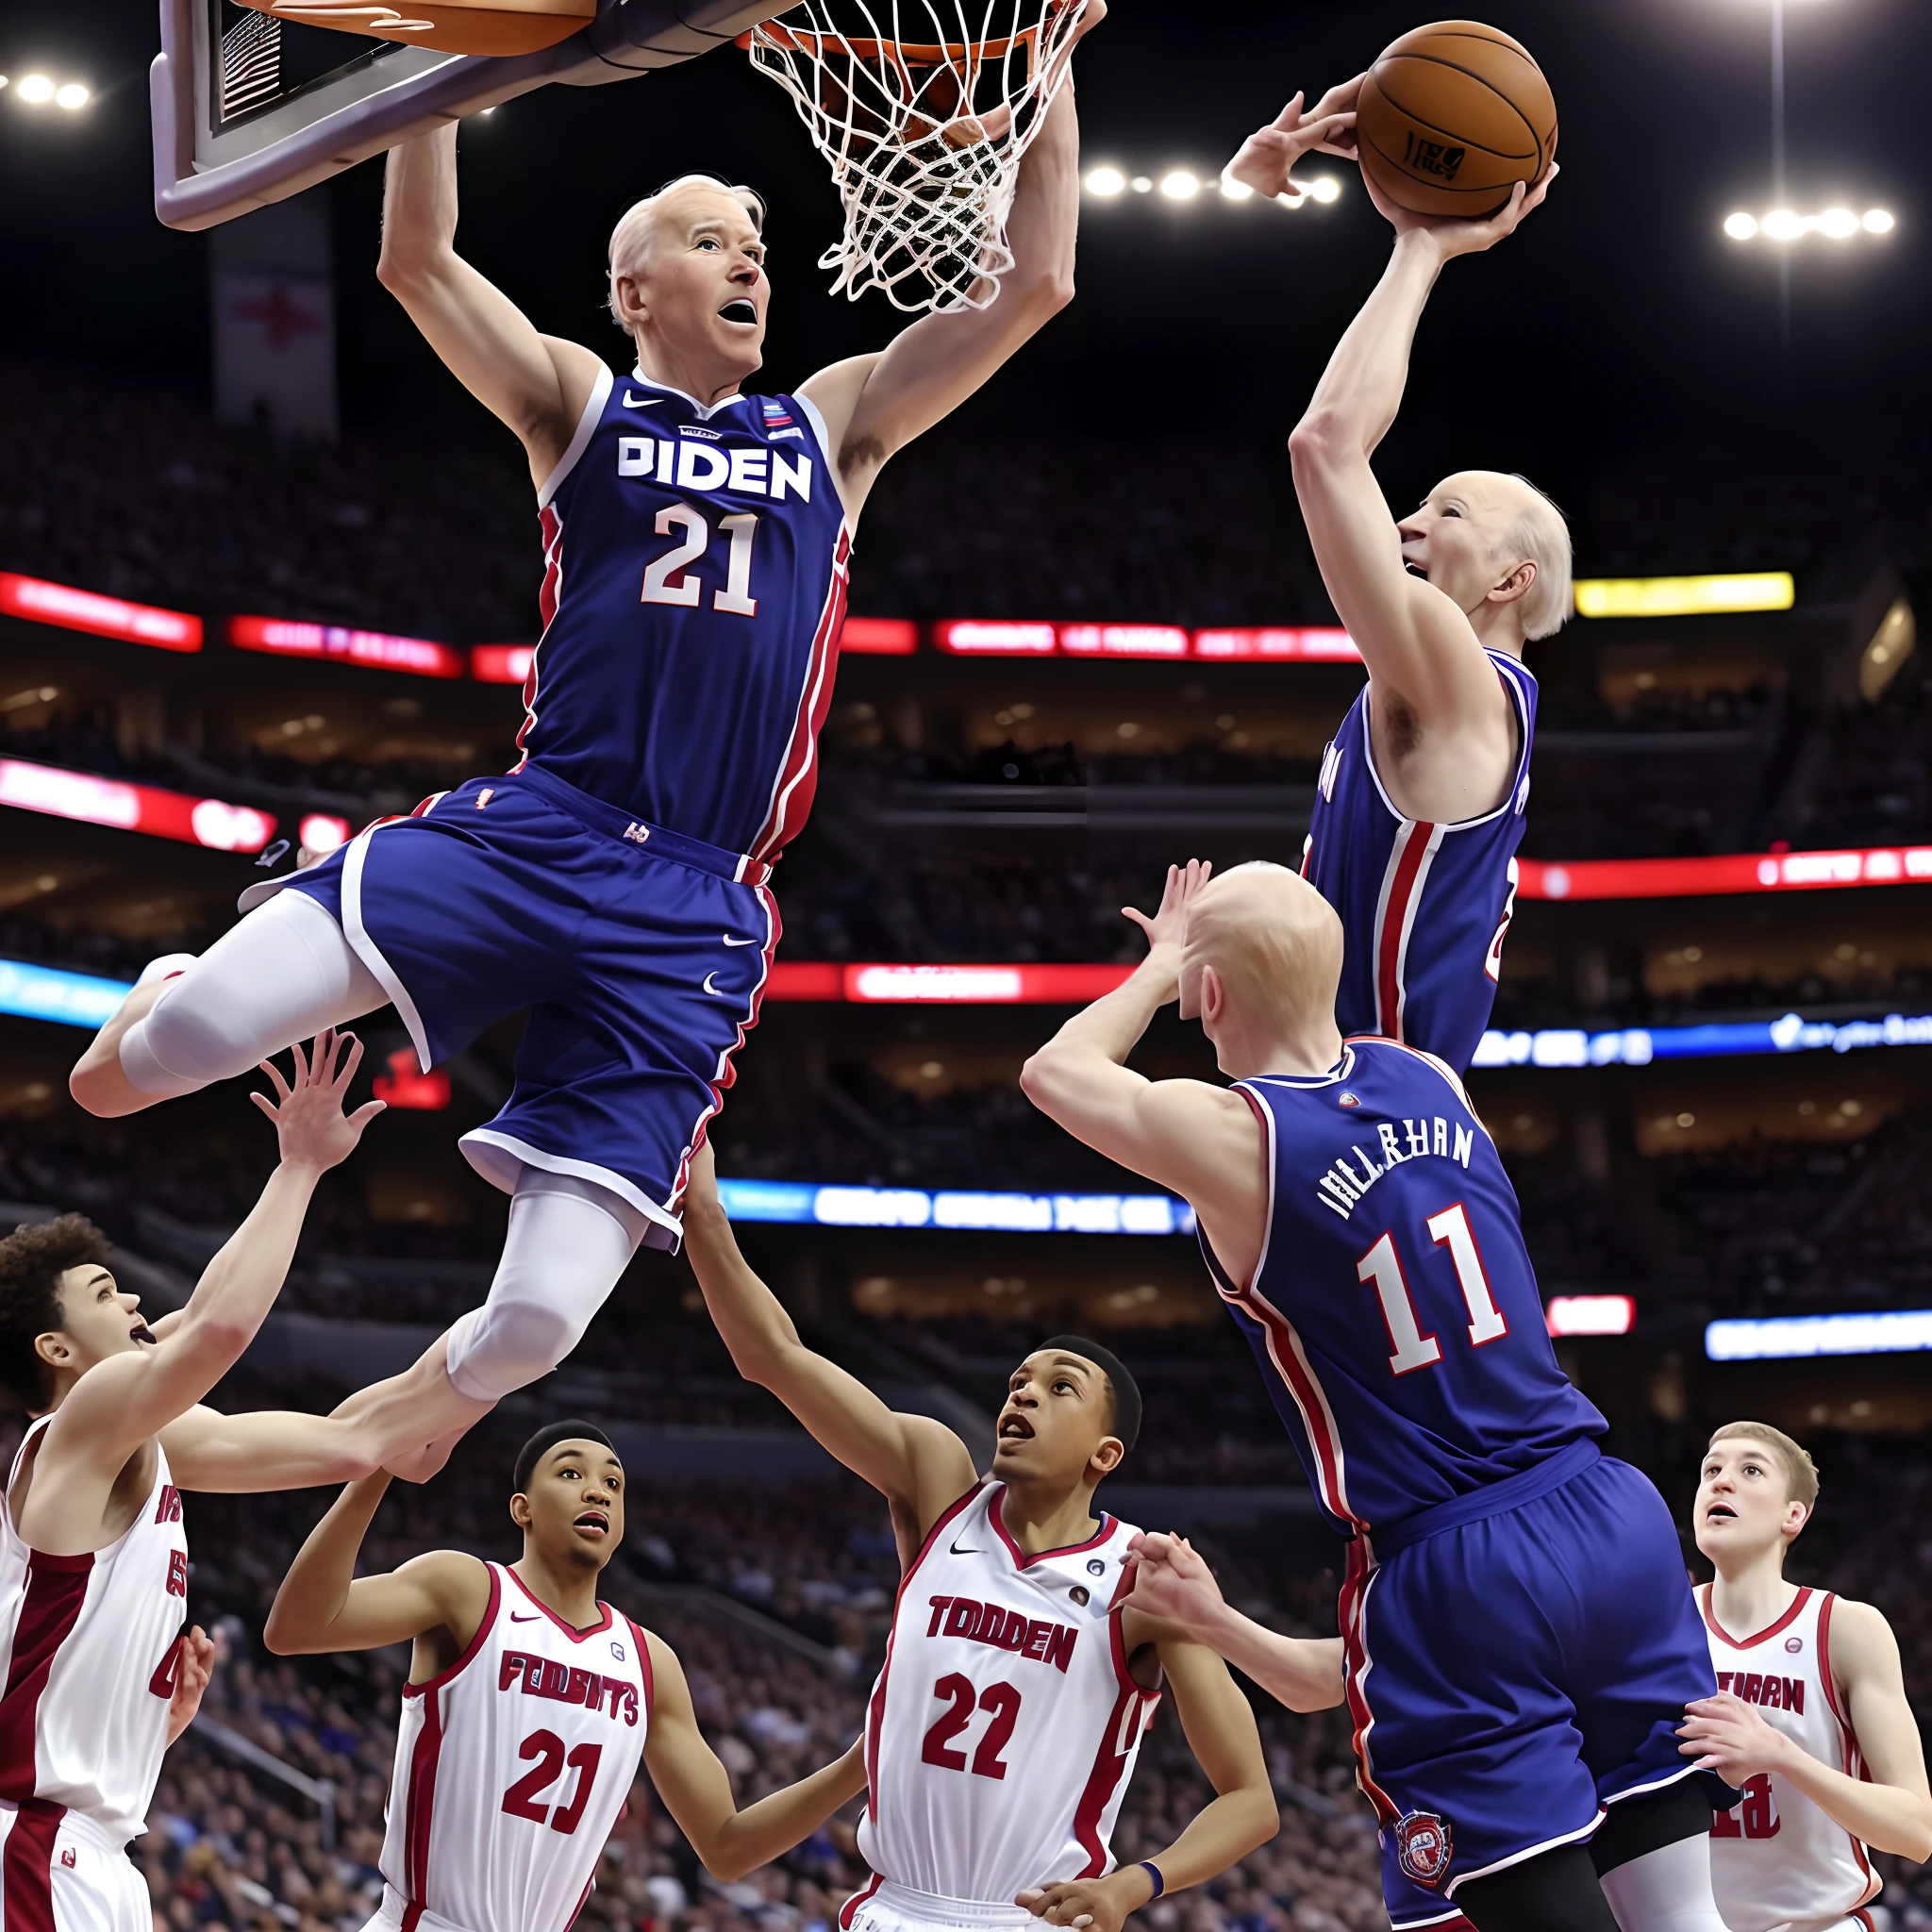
[444,1173,645,1402]
[119,891,384,1097]
[1598,1834,1732,1932]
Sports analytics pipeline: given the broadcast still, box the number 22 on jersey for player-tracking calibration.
[642,504,759,617]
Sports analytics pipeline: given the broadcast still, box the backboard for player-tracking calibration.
[152,0,791,230]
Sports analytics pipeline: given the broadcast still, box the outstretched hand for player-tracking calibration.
[1122,1530,1228,1635]
[252,1031,386,1174]
[166,1625,216,1745]
[1362,125,1559,258]
[1123,859,1210,958]
[1224,80,1361,203]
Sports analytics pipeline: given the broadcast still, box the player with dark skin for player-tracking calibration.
[679,1144,1277,1932]
[264,1433,868,1879]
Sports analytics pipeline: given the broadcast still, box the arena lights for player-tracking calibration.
[1472,1010,1932,1070]
[1572,574,1795,620]
[0,573,202,651]
[298,813,351,855]
[1706,1309,1932,1363]
[1082,167,1342,209]
[1520,845,1932,902]
[0,759,276,852]
[933,620,1361,662]
[8,75,92,110]
[228,617,465,679]
[715,1177,1196,1237]
[1723,208,1894,242]
[0,958,127,1032]
[1545,1295,1635,1339]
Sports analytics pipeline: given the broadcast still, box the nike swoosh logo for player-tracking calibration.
[702,972,726,996]
[509,1612,541,1623]
[721,934,757,946]
[950,1539,981,1556]
[622,391,664,408]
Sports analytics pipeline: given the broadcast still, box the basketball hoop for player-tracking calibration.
[741,0,1088,314]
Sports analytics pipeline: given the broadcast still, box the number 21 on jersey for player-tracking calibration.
[642,503,759,618]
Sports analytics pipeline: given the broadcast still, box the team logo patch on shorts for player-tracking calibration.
[1393,1809,1453,1888]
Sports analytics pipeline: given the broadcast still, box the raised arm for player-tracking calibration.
[1019,1630,1276,1932]
[25,1037,383,1545]
[1124,1533,1343,1716]
[1283,149,1556,728]
[1019,865,1267,1284]
[641,1633,867,1880]
[263,1473,492,1657]
[796,8,1099,525]
[376,124,605,484]
[160,1400,386,1494]
[1679,1597,1932,1861]
[681,1144,976,1537]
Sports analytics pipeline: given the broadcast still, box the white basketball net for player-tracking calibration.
[745,0,1087,314]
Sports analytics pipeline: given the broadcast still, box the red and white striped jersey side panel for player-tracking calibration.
[856,1483,1158,1905]
[749,527,851,863]
[378,1562,649,1932]
[0,1418,188,1844]
[1702,1584,1881,1927]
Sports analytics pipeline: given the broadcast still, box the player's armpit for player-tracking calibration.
[641,1635,866,1880]
[158,1404,382,1493]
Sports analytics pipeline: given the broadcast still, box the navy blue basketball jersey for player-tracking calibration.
[519,365,851,861]
[1302,652,1537,1074]
[1201,1037,1603,1544]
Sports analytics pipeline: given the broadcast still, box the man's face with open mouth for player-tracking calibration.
[522,1440,625,1567]
[993,1351,1116,1483]
[1693,1437,1804,1562]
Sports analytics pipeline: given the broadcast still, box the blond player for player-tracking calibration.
[1678,1422,1932,1931]
[265,1420,865,1932]
[680,1145,1276,1932]
[0,1033,407,1930]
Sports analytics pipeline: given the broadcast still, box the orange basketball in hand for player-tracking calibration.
[1355,21,1556,219]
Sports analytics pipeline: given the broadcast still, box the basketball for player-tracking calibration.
[1355,21,1557,219]
[239,0,594,59]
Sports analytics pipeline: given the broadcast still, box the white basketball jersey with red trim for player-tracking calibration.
[1702,1584,1881,1932]
[854,1483,1159,1912]
[379,1563,651,1932]
[0,1417,190,1844]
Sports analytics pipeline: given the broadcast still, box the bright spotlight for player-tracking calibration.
[1308,175,1342,205]
[1085,166,1125,197]
[15,74,54,104]
[1219,175,1254,201]
[54,82,89,110]
[1129,175,1154,194]
[1724,211,1758,241]
[1160,171,1200,201]
[1761,208,1802,241]
[1865,208,1895,233]
[1819,207,1858,239]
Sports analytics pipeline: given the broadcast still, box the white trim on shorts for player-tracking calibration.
[340,824,434,1073]
[1441,1807,1606,1897]
[458,1129,682,1245]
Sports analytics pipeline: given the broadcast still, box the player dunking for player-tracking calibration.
[1224,79,1565,1074]
[677,1146,1276,1932]
[69,21,1098,1471]
[1021,862,1732,1932]
[0,1035,413,1931]
[264,1420,867,1932]
[1675,1422,1932,1931]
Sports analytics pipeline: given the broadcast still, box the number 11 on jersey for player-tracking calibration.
[1357,1202,1510,1376]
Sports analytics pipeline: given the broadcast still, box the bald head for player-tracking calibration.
[1180,862,1343,1040]
[1427,470,1572,641]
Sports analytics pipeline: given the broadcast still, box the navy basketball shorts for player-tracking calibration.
[282,765,777,1250]
[1350,1448,1719,1926]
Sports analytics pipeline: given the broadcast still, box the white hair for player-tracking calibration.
[607,175,767,331]
[1501,474,1574,641]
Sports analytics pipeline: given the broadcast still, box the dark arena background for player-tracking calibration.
[5,1,1932,1926]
